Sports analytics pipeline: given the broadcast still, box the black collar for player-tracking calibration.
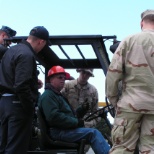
[20,39,36,56]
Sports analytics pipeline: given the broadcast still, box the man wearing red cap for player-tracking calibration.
[38,65,110,154]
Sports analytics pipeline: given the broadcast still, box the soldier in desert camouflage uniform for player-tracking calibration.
[106,9,154,154]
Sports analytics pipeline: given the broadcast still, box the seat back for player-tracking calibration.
[37,108,53,148]
[37,108,83,150]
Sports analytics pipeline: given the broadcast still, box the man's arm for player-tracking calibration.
[14,52,35,113]
[105,41,125,107]
[0,44,7,59]
[40,93,79,129]
[84,88,99,128]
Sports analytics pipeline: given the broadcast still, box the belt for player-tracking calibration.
[2,93,15,96]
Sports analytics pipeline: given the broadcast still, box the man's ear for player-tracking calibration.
[2,32,6,38]
[140,20,143,29]
[39,39,46,45]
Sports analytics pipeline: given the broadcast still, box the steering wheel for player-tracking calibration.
[84,104,114,130]
[84,97,115,122]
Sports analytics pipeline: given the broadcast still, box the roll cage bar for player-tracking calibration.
[5,35,116,116]
[6,35,116,76]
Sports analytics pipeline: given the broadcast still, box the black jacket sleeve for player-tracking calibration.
[14,51,37,114]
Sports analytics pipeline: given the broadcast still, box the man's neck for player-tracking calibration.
[142,22,154,30]
[77,78,87,86]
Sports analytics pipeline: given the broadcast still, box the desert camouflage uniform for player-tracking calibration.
[106,29,154,154]
[61,79,99,128]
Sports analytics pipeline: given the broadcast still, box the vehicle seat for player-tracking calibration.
[36,108,86,154]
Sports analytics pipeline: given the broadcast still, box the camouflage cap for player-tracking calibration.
[141,9,154,20]
[76,68,94,77]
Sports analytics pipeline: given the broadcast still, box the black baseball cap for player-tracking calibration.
[0,26,16,37]
[30,26,51,46]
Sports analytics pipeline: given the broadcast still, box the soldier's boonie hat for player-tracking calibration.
[141,9,154,19]
[76,68,94,77]
[30,26,51,46]
[0,26,16,37]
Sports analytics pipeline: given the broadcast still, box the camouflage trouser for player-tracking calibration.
[109,109,154,154]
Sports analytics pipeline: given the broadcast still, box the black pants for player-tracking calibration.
[0,96,33,154]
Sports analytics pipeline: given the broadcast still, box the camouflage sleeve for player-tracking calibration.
[105,40,126,107]
[85,87,99,128]
[93,88,100,125]
[91,88,98,112]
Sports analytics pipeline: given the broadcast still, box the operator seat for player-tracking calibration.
[36,108,86,154]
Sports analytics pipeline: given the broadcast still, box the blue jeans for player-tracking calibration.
[50,127,110,154]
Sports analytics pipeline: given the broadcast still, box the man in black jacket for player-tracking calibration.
[0,26,50,154]
[0,25,17,152]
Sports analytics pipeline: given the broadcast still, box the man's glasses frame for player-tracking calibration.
[56,75,66,80]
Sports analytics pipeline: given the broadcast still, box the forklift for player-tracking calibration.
[3,35,117,154]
